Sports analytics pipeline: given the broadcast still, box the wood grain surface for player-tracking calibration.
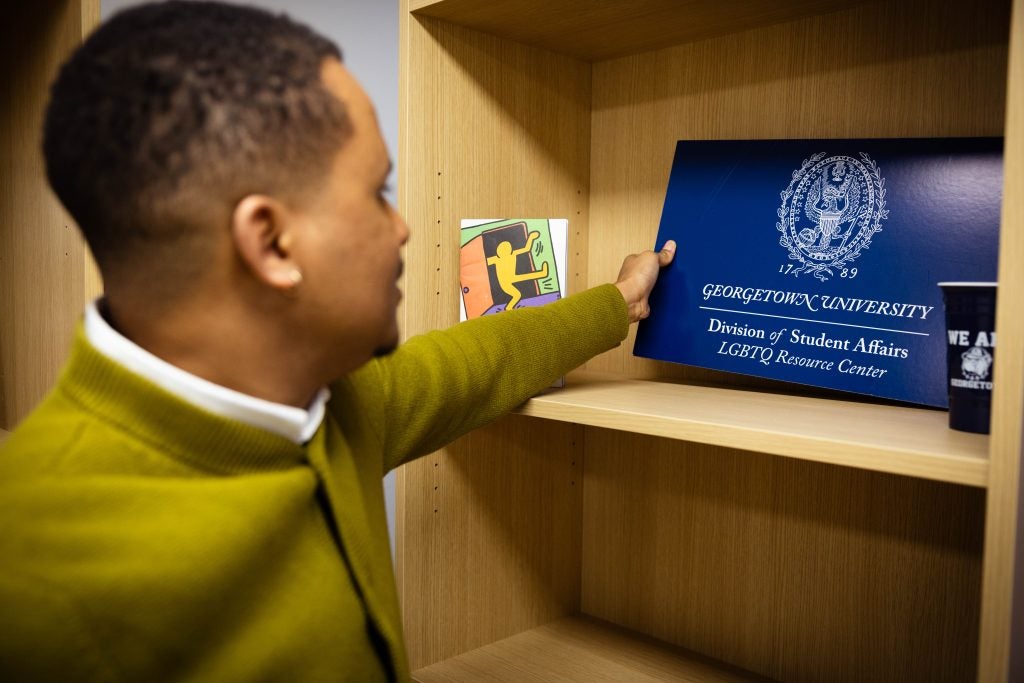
[978,0,1024,679]
[413,615,774,682]
[1,0,100,430]
[518,372,989,487]
[581,428,984,682]
[410,0,871,62]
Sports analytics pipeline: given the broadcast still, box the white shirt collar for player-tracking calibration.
[84,300,328,444]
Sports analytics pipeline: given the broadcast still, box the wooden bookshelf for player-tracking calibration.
[399,0,1021,680]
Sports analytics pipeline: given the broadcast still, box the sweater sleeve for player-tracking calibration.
[367,283,628,472]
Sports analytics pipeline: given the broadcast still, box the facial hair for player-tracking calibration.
[373,340,398,358]
[373,261,403,357]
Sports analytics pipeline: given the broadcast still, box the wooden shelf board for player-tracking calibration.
[515,372,989,488]
[412,615,773,682]
[409,0,866,61]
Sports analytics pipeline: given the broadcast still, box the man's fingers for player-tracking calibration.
[615,240,676,323]
[658,240,677,267]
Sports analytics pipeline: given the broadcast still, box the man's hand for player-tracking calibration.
[614,240,676,323]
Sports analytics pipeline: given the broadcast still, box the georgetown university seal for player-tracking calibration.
[777,152,888,282]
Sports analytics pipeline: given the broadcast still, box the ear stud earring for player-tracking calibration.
[288,269,303,286]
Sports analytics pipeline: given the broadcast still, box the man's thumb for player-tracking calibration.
[658,240,677,266]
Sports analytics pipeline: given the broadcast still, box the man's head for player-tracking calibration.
[45,1,349,285]
[44,1,408,385]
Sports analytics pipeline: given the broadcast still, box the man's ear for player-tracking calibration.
[231,194,303,290]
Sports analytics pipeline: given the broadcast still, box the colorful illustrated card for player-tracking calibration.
[459,219,567,320]
[634,138,1002,407]
[460,218,569,388]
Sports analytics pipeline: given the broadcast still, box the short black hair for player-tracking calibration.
[43,0,351,283]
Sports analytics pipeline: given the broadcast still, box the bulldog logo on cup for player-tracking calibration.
[961,346,993,382]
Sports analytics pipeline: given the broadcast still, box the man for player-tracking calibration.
[0,2,675,681]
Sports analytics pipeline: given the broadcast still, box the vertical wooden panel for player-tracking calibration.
[585,0,1009,381]
[773,458,982,683]
[980,0,1024,680]
[80,0,102,306]
[397,3,592,670]
[0,0,99,430]
[581,428,985,682]
[399,14,592,343]
[400,416,585,669]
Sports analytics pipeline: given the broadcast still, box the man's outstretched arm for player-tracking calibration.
[352,240,676,472]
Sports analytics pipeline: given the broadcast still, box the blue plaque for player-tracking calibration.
[634,138,1002,407]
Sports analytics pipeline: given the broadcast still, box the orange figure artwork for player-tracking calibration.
[459,219,566,320]
[486,232,549,310]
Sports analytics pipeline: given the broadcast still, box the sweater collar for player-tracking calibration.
[61,325,309,473]
[83,300,328,445]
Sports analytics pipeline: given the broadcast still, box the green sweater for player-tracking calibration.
[0,284,627,682]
